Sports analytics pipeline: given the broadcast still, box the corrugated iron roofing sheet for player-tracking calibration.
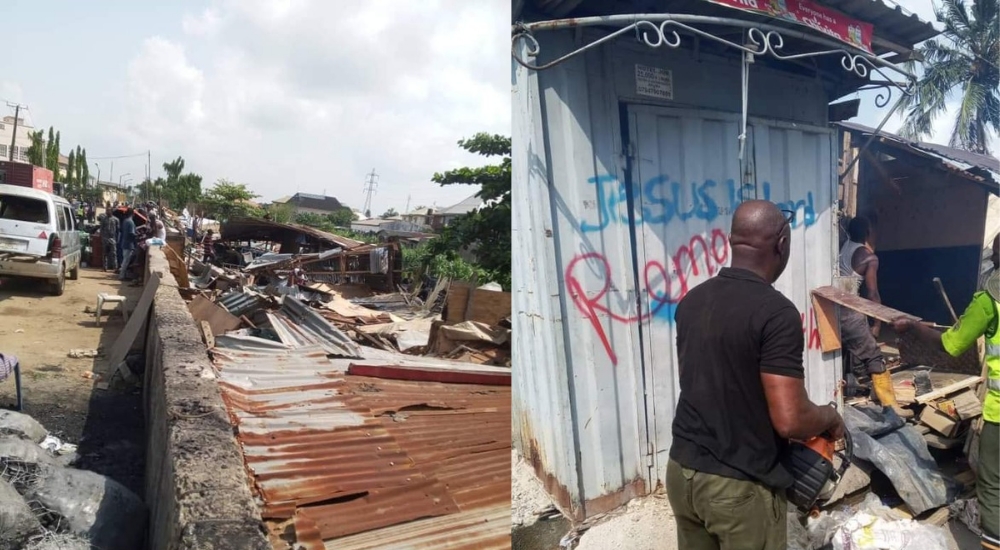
[838,121,1000,188]
[210,345,511,549]
[266,296,363,357]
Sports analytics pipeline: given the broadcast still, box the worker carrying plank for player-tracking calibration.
[666,200,845,550]
[838,215,911,418]
[893,233,1000,550]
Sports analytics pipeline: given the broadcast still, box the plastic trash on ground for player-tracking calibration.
[845,405,957,515]
[38,436,76,457]
[806,493,951,550]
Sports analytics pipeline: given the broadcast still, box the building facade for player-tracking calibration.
[0,116,34,163]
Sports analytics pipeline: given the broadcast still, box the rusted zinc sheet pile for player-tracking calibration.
[209,342,511,549]
[159,221,512,548]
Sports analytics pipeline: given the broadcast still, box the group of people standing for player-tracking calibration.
[96,201,166,281]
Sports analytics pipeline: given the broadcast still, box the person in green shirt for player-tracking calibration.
[893,233,1000,550]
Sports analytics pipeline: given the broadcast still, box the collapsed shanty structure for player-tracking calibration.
[153,210,514,549]
[512,0,996,541]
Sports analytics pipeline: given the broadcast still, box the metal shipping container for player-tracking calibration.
[0,161,53,193]
[513,28,842,520]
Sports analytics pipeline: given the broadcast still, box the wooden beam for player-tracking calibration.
[811,286,921,324]
[811,293,843,352]
[915,376,983,404]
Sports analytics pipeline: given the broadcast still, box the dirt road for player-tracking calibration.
[0,267,146,496]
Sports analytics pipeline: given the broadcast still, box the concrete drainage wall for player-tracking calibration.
[143,248,270,550]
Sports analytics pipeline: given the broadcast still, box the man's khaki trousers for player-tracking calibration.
[666,459,787,550]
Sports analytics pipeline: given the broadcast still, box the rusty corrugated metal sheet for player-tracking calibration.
[265,296,363,358]
[210,344,511,549]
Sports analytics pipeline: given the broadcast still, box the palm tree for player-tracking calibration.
[900,0,999,155]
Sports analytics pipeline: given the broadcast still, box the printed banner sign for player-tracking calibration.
[704,0,874,54]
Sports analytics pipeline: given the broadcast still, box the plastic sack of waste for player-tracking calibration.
[845,405,957,514]
[24,464,146,550]
[830,513,949,550]
[823,493,950,550]
[0,411,47,443]
[950,498,981,536]
[845,402,905,437]
[787,510,811,550]
[22,533,90,550]
[0,478,42,550]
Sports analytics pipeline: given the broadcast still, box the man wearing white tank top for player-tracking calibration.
[839,216,912,418]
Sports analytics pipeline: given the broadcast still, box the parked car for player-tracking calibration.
[0,184,82,295]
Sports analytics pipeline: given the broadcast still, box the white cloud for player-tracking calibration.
[181,8,222,36]
[119,0,509,214]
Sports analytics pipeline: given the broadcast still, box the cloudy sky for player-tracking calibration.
[2,0,509,216]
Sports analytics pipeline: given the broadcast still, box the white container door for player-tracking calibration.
[625,105,838,488]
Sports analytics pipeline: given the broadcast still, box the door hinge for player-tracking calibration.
[625,142,636,160]
[646,441,655,468]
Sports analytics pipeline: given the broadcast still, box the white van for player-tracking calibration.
[0,184,82,295]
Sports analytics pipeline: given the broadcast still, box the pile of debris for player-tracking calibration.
[164,214,512,366]
[0,410,146,550]
[154,211,514,548]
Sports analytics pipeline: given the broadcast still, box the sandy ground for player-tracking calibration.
[512,449,556,527]
[575,496,677,550]
[512,448,679,550]
[0,267,146,496]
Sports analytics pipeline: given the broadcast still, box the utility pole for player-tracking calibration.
[404,194,411,215]
[6,102,25,162]
[362,168,378,217]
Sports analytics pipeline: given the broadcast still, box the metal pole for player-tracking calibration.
[7,104,20,162]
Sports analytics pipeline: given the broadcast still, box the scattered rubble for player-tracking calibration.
[150,210,514,548]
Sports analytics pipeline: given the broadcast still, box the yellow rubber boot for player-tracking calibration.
[871,371,913,419]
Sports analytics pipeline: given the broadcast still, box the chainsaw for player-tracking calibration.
[784,403,854,513]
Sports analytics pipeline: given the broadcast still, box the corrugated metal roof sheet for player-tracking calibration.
[266,296,363,357]
[222,217,365,250]
[838,121,1000,189]
[210,345,511,549]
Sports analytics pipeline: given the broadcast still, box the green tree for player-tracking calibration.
[295,212,329,229]
[900,0,999,154]
[79,149,89,188]
[426,133,511,288]
[326,208,354,227]
[381,207,398,219]
[159,157,202,208]
[66,150,76,194]
[268,202,294,223]
[44,128,60,180]
[202,179,262,221]
[25,130,45,166]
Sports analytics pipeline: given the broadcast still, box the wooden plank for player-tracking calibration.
[200,320,215,349]
[950,389,983,420]
[164,245,190,288]
[188,295,243,336]
[106,273,161,376]
[445,283,471,323]
[919,506,951,526]
[915,376,983,404]
[923,430,965,450]
[811,293,842,352]
[467,288,512,326]
[812,286,921,324]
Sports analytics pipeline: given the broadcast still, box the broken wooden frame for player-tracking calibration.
[810,285,920,353]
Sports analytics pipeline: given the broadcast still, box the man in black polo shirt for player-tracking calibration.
[666,200,845,550]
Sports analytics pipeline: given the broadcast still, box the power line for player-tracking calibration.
[362,168,378,216]
[89,152,149,160]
